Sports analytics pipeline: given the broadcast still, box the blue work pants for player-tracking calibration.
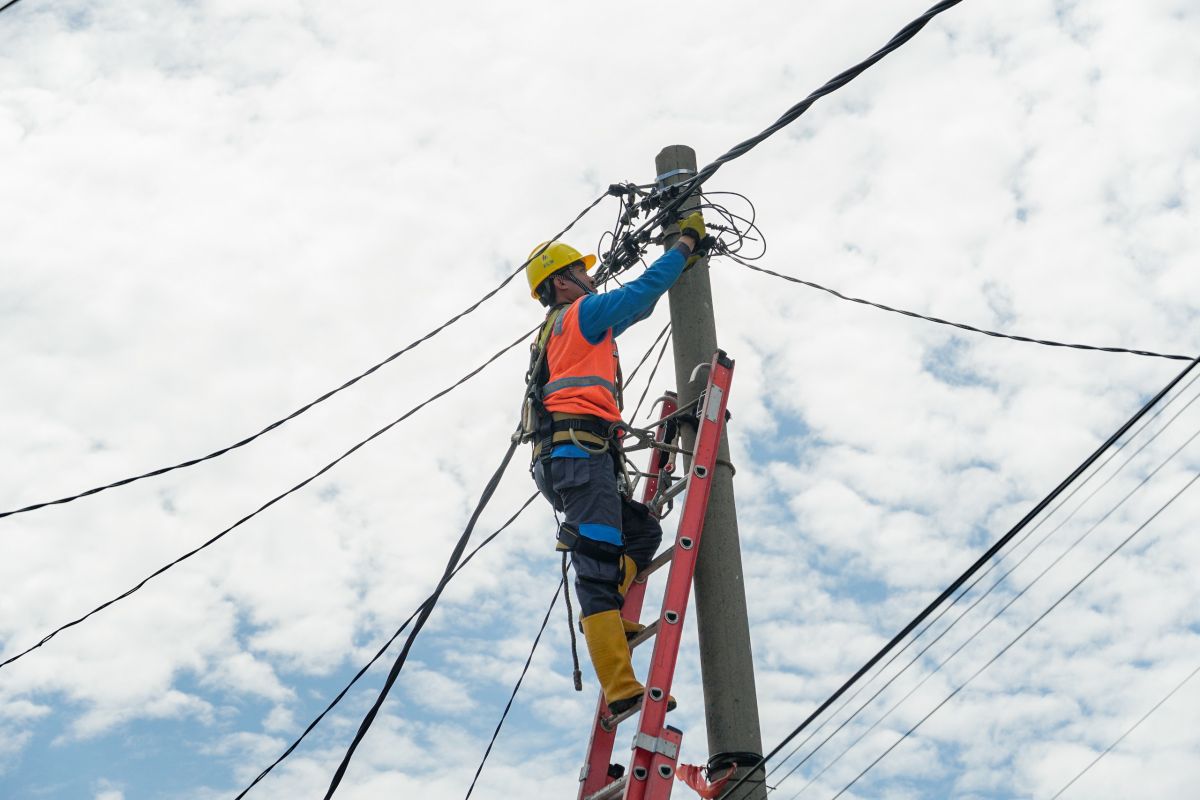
[533,450,663,618]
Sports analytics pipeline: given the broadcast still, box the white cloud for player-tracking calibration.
[1,0,1199,796]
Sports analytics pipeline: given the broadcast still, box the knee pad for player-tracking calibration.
[557,522,623,564]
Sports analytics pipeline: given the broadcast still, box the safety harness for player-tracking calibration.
[521,303,632,689]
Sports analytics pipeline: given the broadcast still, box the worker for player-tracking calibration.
[524,210,706,716]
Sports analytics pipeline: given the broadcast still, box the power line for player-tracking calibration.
[830,466,1200,799]
[236,493,540,798]
[0,192,611,522]
[683,0,965,198]
[731,259,1195,362]
[623,320,672,390]
[763,381,1185,786]
[246,295,683,794]
[600,0,967,279]
[717,355,1200,800]
[464,578,563,800]
[323,289,686,794]
[783,408,1200,798]
[1049,661,1200,800]
[631,327,674,425]
[323,430,524,797]
[0,0,24,16]
[0,326,536,672]
[767,372,1200,792]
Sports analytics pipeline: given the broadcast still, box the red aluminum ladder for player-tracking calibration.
[577,351,735,800]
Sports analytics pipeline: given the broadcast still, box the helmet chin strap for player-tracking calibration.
[564,270,597,297]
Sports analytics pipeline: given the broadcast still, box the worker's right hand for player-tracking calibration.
[677,211,705,245]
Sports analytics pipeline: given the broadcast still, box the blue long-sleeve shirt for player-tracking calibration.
[577,244,687,344]
[552,243,689,459]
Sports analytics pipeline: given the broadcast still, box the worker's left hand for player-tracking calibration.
[677,211,705,245]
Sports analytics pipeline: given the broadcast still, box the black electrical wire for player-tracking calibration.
[696,192,766,263]
[685,0,965,202]
[1048,661,1200,800]
[322,253,679,795]
[830,467,1200,799]
[0,0,23,15]
[0,192,611,521]
[730,259,1194,362]
[768,382,1200,796]
[784,413,1200,798]
[463,578,563,800]
[767,373,1200,793]
[623,321,672,390]
[600,0,966,280]
[631,328,674,426]
[717,355,1200,800]
[235,493,540,799]
[0,326,537,672]
[323,431,523,797]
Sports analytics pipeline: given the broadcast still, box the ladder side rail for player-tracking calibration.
[624,352,734,800]
[578,394,680,799]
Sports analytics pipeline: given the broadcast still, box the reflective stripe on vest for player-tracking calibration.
[543,298,622,422]
[543,375,619,398]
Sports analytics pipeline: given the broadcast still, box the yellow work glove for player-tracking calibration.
[677,210,706,245]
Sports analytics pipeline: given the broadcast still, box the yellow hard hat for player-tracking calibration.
[525,241,598,299]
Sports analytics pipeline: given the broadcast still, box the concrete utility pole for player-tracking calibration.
[655,144,766,799]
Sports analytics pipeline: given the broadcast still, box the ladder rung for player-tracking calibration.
[584,773,628,800]
[636,546,674,582]
[628,619,659,650]
[600,700,642,732]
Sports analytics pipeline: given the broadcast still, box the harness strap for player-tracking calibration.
[556,523,623,564]
[551,412,613,436]
[533,412,622,460]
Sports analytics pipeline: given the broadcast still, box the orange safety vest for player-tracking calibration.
[543,298,622,422]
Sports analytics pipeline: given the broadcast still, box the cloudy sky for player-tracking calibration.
[2,0,1199,798]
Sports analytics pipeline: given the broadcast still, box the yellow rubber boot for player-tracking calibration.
[581,609,645,714]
